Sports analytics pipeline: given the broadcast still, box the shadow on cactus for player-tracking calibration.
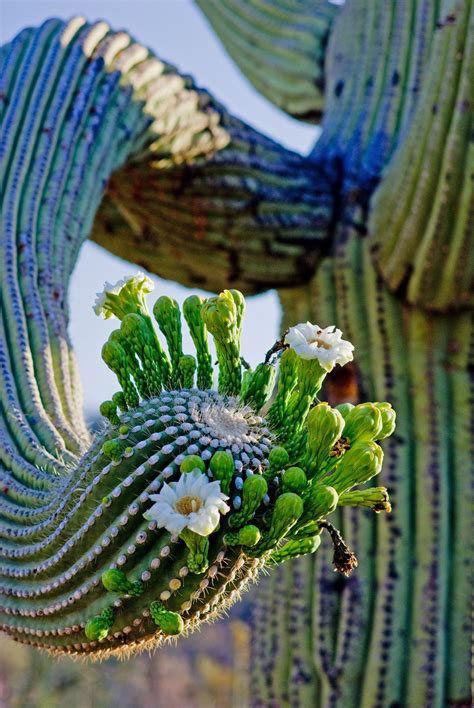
[3,274,395,657]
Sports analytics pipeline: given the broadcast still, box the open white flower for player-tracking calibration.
[285,322,354,372]
[93,272,154,319]
[143,470,230,536]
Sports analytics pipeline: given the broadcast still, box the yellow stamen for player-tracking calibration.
[175,495,203,516]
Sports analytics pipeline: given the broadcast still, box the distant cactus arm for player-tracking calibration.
[195,0,339,122]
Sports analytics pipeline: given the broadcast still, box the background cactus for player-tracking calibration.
[0,0,472,705]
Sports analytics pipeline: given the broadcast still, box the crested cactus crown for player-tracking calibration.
[3,274,395,657]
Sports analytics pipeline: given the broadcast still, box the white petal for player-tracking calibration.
[188,509,220,536]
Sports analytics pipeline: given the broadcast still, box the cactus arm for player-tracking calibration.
[91,116,333,295]
[0,15,334,484]
[195,0,339,123]
[313,0,439,186]
[269,234,472,706]
[369,2,473,311]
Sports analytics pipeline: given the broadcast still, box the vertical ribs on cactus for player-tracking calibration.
[2,274,395,657]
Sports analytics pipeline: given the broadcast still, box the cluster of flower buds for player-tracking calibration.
[78,275,396,655]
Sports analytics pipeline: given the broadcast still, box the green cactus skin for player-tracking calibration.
[0,2,471,706]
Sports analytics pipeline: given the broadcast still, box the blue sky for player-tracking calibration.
[1,1,319,417]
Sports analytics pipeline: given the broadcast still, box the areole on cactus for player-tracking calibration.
[0,273,394,656]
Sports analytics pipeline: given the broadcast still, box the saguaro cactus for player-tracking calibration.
[0,1,472,706]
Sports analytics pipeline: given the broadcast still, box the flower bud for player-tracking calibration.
[201,291,237,342]
[229,475,267,528]
[305,403,345,471]
[302,483,339,523]
[225,524,261,546]
[102,568,142,596]
[102,440,122,461]
[343,403,383,442]
[329,441,384,494]
[150,601,184,635]
[374,402,396,439]
[251,492,304,554]
[209,451,234,494]
[99,400,119,426]
[338,487,391,512]
[180,455,206,475]
[268,446,290,472]
[178,354,197,388]
[281,467,307,494]
[85,607,114,641]
[270,534,321,565]
[336,402,354,419]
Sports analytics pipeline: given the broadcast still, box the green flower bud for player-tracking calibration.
[85,607,114,641]
[281,467,307,494]
[150,601,184,636]
[268,446,290,472]
[102,339,139,409]
[374,402,396,439]
[267,347,299,427]
[101,568,143,597]
[99,400,119,426]
[250,492,304,554]
[343,403,383,442]
[225,524,261,546]
[229,475,267,528]
[300,484,338,525]
[229,289,246,335]
[336,402,354,419]
[329,441,384,494]
[305,403,345,473]
[180,455,206,475]
[183,295,213,390]
[201,291,242,395]
[209,450,234,494]
[102,440,122,461]
[201,291,237,342]
[338,487,391,512]
[269,534,321,565]
[153,296,183,386]
[120,313,167,393]
[112,391,127,412]
[94,273,153,320]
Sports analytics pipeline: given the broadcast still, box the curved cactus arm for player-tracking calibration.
[369,2,473,312]
[91,111,333,295]
[195,0,339,123]
[0,14,333,495]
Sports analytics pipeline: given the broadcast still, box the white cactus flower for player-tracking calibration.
[143,470,230,536]
[285,322,354,372]
[93,272,154,319]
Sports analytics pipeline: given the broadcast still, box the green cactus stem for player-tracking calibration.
[0,3,471,704]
